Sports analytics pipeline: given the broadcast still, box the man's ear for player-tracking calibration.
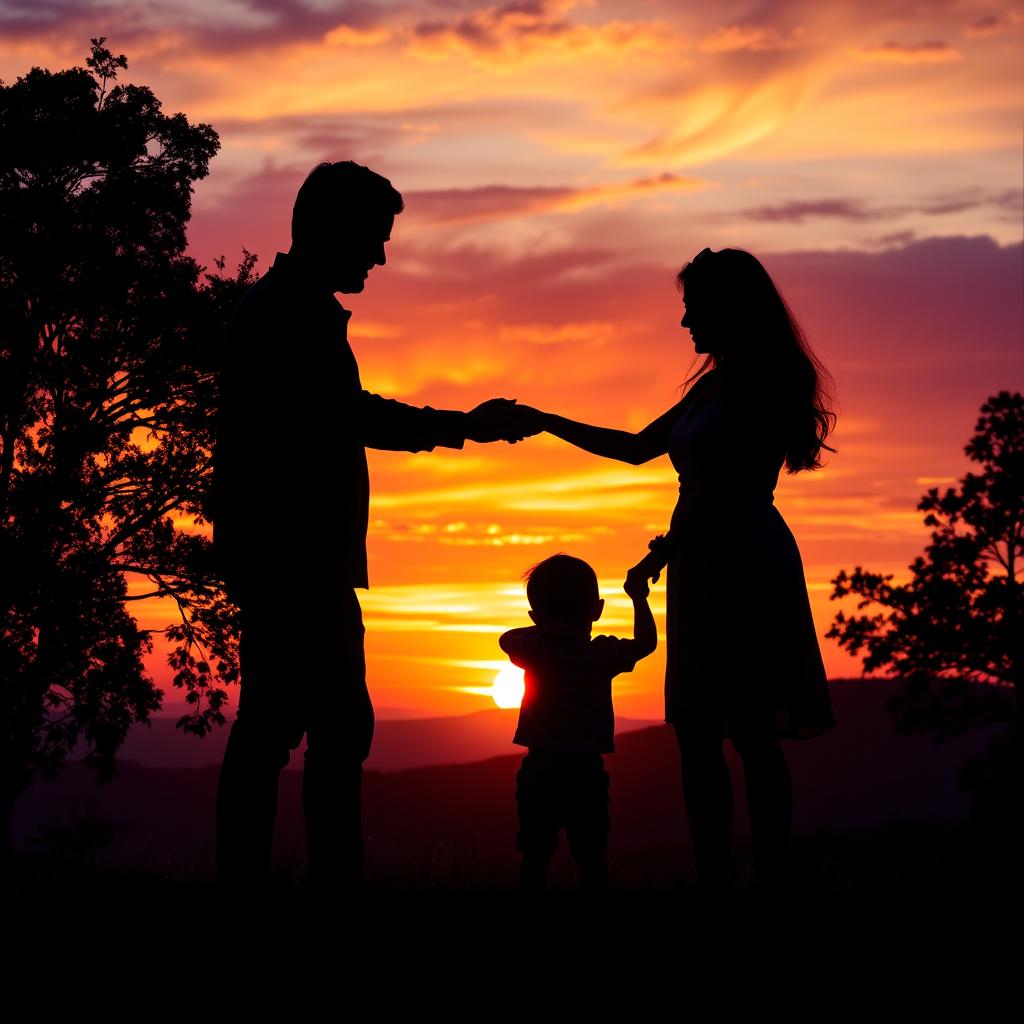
[592,598,605,622]
[528,610,538,625]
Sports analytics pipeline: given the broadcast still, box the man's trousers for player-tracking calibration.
[215,587,374,890]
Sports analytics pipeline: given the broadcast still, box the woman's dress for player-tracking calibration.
[656,369,835,740]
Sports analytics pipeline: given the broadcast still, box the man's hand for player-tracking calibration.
[466,398,543,444]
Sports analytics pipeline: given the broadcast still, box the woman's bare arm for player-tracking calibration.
[539,415,646,464]
[538,400,687,466]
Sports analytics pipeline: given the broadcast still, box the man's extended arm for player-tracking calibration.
[357,394,538,451]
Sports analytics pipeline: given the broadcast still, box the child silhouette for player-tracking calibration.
[500,554,657,893]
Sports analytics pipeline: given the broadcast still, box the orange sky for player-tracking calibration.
[4,1,1022,720]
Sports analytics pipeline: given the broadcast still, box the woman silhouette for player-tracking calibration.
[526,247,837,895]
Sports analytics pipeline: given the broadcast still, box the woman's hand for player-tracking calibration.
[625,551,664,596]
[512,405,549,436]
[466,399,545,443]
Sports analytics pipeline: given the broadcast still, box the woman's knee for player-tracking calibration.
[730,721,783,763]
[673,720,725,770]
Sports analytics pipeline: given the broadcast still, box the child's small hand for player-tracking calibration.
[623,568,650,600]
[625,550,665,599]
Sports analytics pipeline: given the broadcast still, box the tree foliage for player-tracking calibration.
[0,40,254,829]
[828,391,1023,738]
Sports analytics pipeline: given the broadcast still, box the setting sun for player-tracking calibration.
[491,665,525,709]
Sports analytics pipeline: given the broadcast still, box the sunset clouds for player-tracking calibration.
[6,2,1022,185]
[4,1,1020,717]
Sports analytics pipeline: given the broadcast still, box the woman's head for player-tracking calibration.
[679,248,792,359]
[677,247,837,473]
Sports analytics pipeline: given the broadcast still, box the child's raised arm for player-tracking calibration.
[622,571,657,658]
[499,625,540,669]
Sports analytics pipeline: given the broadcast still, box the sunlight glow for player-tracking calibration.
[491,665,525,709]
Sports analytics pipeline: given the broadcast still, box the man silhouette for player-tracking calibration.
[212,161,532,895]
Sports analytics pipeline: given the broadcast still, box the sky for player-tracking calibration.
[2,0,1022,721]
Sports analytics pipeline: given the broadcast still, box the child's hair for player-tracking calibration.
[524,554,600,624]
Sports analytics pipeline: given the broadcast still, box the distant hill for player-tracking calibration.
[14,680,1006,883]
[105,709,661,772]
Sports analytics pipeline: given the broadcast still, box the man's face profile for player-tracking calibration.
[326,211,395,294]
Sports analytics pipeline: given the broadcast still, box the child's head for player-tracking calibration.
[524,554,604,627]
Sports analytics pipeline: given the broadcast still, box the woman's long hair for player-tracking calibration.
[678,247,837,473]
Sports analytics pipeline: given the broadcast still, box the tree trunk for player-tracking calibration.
[0,789,13,876]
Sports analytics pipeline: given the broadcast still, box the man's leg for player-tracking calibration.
[216,601,305,891]
[303,589,374,893]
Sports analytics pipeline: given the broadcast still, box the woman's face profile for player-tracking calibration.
[680,284,709,353]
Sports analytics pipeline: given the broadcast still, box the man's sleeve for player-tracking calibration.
[357,390,468,452]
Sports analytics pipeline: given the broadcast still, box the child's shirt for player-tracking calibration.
[499,624,644,754]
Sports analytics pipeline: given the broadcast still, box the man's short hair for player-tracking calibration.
[525,554,600,624]
[291,161,404,248]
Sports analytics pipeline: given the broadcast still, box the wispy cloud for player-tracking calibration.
[920,188,1022,216]
[406,173,709,225]
[407,0,676,67]
[370,464,670,514]
[732,190,1022,225]
[496,321,624,346]
[623,60,825,166]
[0,0,389,52]
[964,10,1024,39]
[854,40,961,63]
[739,198,886,224]
[699,23,811,53]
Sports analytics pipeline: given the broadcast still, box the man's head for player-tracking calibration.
[290,161,404,293]
[525,554,604,628]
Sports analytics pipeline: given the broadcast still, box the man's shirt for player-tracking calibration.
[212,251,468,595]
[500,624,644,754]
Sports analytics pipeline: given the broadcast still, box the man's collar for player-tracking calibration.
[269,251,352,321]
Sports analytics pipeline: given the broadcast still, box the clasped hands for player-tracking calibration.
[465,398,546,444]
[624,551,665,599]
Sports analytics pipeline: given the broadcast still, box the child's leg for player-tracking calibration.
[516,751,560,892]
[565,755,611,894]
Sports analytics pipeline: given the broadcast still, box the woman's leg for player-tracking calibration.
[730,721,792,892]
[673,719,732,894]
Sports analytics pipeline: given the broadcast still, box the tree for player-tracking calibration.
[0,39,253,856]
[828,391,1023,739]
